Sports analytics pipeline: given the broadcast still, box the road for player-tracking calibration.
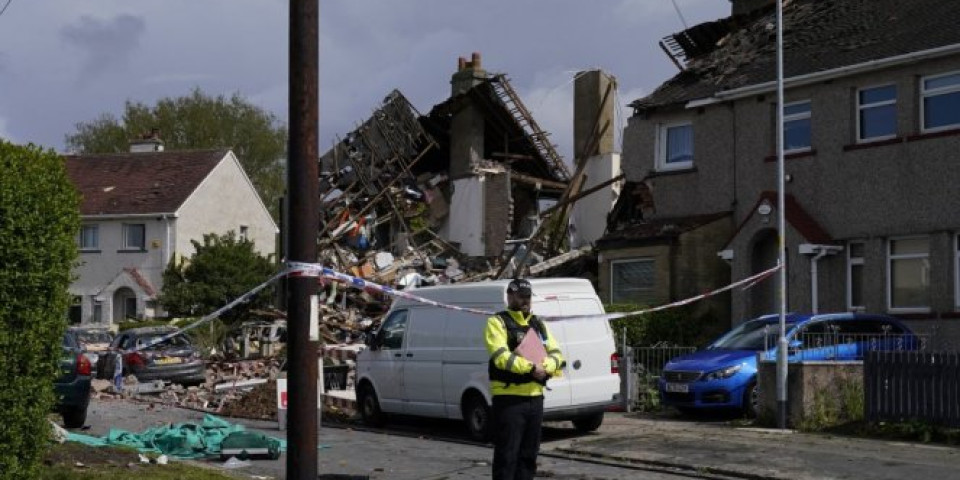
[77,398,716,480]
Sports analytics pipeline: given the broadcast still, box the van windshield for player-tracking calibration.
[708,320,797,351]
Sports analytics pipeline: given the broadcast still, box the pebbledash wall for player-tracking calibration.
[621,53,960,347]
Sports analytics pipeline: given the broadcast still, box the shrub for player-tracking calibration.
[607,304,725,348]
[0,142,80,479]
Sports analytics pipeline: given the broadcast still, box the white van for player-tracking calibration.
[354,278,620,441]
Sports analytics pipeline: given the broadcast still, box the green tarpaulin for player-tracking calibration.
[66,414,287,459]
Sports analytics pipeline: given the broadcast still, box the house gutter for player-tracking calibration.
[685,42,960,109]
[81,212,178,220]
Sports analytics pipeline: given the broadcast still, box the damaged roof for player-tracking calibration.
[64,149,227,215]
[634,0,960,110]
[597,211,732,250]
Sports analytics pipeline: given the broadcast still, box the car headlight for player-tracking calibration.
[702,364,742,381]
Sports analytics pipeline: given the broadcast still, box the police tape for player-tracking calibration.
[286,261,782,323]
[118,260,781,354]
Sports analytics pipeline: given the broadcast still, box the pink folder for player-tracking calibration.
[515,328,547,365]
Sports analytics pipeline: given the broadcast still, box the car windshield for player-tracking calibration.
[708,320,798,351]
[76,331,112,345]
[137,333,191,350]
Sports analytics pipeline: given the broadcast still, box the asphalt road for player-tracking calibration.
[74,398,711,480]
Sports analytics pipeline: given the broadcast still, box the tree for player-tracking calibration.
[0,141,80,479]
[65,88,287,220]
[159,232,278,325]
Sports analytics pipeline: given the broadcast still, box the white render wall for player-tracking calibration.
[176,152,278,258]
[446,176,486,256]
[571,152,621,248]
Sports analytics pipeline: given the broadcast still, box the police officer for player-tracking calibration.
[484,279,564,480]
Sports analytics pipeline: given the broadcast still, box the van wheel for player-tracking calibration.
[743,381,759,418]
[358,384,386,427]
[463,394,491,442]
[572,413,604,433]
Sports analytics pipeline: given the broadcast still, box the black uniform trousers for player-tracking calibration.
[492,394,544,480]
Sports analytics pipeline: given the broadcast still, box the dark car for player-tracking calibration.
[67,326,114,376]
[102,326,206,386]
[55,330,93,428]
[659,313,919,416]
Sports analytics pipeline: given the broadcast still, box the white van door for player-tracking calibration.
[402,308,447,417]
[367,309,409,414]
[555,298,619,406]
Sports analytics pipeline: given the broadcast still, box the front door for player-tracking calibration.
[367,310,409,413]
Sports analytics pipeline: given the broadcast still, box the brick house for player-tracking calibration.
[602,0,960,346]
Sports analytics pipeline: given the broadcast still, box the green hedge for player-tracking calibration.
[0,142,80,479]
[606,303,726,349]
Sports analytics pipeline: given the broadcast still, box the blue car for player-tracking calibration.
[659,313,918,416]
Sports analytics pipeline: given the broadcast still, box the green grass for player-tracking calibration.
[42,443,238,480]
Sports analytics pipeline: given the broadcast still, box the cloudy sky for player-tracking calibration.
[0,0,729,161]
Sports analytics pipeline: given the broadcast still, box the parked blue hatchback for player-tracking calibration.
[659,313,919,416]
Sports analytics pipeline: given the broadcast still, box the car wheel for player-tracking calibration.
[571,413,604,433]
[357,383,386,427]
[743,381,759,418]
[462,393,491,442]
[62,405,88,429]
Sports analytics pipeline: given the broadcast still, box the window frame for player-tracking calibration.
[782,100,812,153]
[609,257,656,304]
[856,83,898,143]
[920,70,960,133]
[122,223,146,251]
[886,236,931,313]
[655,121,694,172]
[79,224,99,251]
[846,241,865,311]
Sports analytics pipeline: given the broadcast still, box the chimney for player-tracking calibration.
[730,0,775,16]
[574,70,617,158]
[450,51,487,96]
[129,128,165,153]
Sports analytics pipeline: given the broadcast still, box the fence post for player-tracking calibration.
[625,346,634,413]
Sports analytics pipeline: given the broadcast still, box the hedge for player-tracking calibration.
[0,142,80,479]
[606,303,726,349]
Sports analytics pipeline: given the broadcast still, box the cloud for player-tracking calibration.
[141,72,214,85]
[60,14,146,83]
[0,115,16,143]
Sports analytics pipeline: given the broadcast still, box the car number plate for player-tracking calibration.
[665,382,689,393]
[155,357,182,365]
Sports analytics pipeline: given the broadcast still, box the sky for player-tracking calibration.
[0,0,730,162]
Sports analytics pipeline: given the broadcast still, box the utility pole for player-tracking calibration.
[775,0,789,430]
[287,0,319,478]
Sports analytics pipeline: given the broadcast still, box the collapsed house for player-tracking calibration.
[316,53,622,293]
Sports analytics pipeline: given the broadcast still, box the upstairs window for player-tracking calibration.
[857,85,897,141]
[79,224,99,250]
[783,101,811,152]
[656,122,693,171]
[921,72,960,132]
[123,223,145,251]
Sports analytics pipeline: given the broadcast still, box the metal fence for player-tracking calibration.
[762,332,928,362]
[865,351,960,427]
[621,344,696,411]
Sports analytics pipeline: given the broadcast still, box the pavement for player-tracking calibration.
[546,412,960,480]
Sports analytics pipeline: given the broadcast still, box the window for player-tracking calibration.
[93,300,102,324]
[857,85,897,141]
[783,101,811,152]
[887,237,930,311]
[847,242,865,311]
[656,122,693,171]
[956,236,960,309]
[610,258,655,304]
[123,223,145,250]
[378,310,408,350]
[239,225,249,242]
[79,224,99,250]
[921,72,960,132]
